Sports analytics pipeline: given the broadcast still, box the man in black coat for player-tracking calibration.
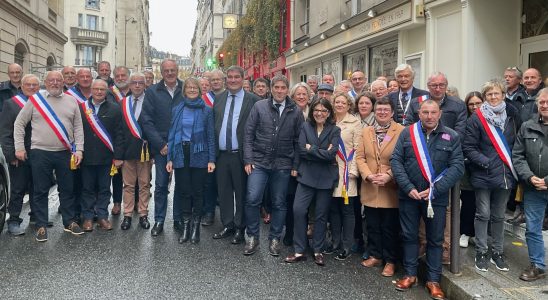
[0,63,23,113]
[388,64,428,124]
[141,59,184,236]
[79,79,124,231]
[0,74,40,235]
[242,74,304,256]
[212,66,259,243]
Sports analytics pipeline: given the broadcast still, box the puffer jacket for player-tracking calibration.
[513,118,548,189]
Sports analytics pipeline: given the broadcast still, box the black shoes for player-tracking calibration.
[178,219,191,243]
[151,222,164,236]
[139,216,150,229]
[269,239,281,256]
[173,221,184,233]
[335,249,351,261]
[201,213,214,226]
[121,217,132,230]
[243,236,259,256]
[190,217,201,244]
[213,227,235,239]
[231,229,245,244]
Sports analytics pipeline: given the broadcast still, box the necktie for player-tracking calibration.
[275,103,281,116]
[226,95,236,151]
[401,92,408,103]
[132,98,138,115]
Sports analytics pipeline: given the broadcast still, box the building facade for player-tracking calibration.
[0,0,67,81]
[286,0,548,93]
[116,0,151,72]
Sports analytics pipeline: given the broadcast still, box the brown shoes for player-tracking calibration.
[97,219,113,230]
[82,219,94,232]
[381,263,395,277]
[395,276,417,291]
[111,203,121,215]
[425,282,445,300]
[284,254,307,263]
[361,256,382,268]
[520,264,546,281]
[314,253,325,266]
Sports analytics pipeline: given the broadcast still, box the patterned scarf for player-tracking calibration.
[374,121,391,146]
[480,101,506,129]
[361,113,377,127]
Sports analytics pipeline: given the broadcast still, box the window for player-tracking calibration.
[522,0,548,39]
[78,14,83,27]
[87,15,98,30]
[369,40,398,80]
[14,43,27,67]
[82,45,95,66]
[343,51,366,80]
[85,0,100,10]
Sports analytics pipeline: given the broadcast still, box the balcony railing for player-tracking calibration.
[70,27,109,47]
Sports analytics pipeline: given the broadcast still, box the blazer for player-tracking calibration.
[297,121,341,190]
[213,89,260,161]
[356,122,404,208]
[388,87,429,124]
[0,96,31,162]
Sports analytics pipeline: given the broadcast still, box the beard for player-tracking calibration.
[116,81,128,89]
[48,87,63,97]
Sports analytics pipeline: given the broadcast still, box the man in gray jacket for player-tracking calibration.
[513,87,548,282]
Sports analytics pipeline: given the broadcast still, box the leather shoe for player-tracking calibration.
[382,263,396,277]
[361,256,382,268]
[121,217,131,230]
[111,203,121,215]
[263,213,271,224]
[231,229,245,244]
[284,254,307,263]
[243,237,259,256]
[395,276,417,291]
[173,221,184,233]
[425,281,445,300]
[510,211,526,224]
[314,253,325,266]
[82,219,93,232]
[269,239,281,256]
[213,227,235,239]
[520,263,546,281]
[201,213,214,226]
[139,216,150,229]
[97,219,113,230]
[151,222,164,236]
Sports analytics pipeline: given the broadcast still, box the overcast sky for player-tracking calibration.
[149,0,197,56]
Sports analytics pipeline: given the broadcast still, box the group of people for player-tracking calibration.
[1,59,547,300]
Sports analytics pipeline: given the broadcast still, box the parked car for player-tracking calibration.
[0,146,10,233]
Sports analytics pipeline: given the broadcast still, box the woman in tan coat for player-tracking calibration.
[330,92,362,260]
[356,97,404,277]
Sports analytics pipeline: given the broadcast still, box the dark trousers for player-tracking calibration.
[284,177,298,241]
[153,153,170,223]
[353,190,364,243]
[111,170,123,204]
[7,161,33,223]
[293,183,332,253]
[364,206,400,263]
[73,168,82,217]
[330,196,356,251]
[216,151,246,229]
[173,144,207,220]
[399,198,446,283]
[81,164,112,220]
[460,189,476,236]
[30,149,75,227]
[202,171,217,216]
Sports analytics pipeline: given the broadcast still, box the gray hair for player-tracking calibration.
[536,87,548,103]
[505,67,523,79]
[113,66,129,76]
[21,74,39,85]
[226,66,244,78]
[271,74,289,89]
[370,79,387,89]
[92,78,108,88]
[289,82,312,99]
[130,72,145,80]
[394,64,415,78]
[427,71,448,84]
[211,69,226,79]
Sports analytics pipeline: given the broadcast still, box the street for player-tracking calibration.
[0,184,430,299]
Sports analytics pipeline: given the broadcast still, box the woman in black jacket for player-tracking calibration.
[284,98,340,266]
[463,79,521,272]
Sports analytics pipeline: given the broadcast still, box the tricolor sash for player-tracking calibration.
[29,93,74,152]
[110,86,124,103]
[336,138,355,205]
[349,90,357,99]
[417,94,429,103]
[65,87,87,104]
[82,100,114,152]
[475,108,518,180]
[409,121,446,218]
[12,93,28,108]
[121,96,150,162]
[203,91,215,107]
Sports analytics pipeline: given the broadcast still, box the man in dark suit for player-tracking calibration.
[0,63,23,113]
[141,59,184,236]
[212,65,260,244]
[388,64,429,124]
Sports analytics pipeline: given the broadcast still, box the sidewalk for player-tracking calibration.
[440,218,548,299]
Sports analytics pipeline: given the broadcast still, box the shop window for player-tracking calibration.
[369,40,397,81]
[342,51,366,80]
[522,0,548,39]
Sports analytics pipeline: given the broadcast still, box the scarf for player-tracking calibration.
[374,121,391,146]
[480,101,506,129]
[361,112,377,127]
[168,97,207,166]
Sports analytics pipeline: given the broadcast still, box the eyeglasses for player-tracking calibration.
[375,108,391,113]
[428,83,447,89]
[92,88,107,91]
[485,92,502,98]
[47,79,63,84]
[130,81,145,85]
[313,109,328,114]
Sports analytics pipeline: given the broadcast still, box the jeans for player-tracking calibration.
[81,164,112,220]
[153,154,170,223]
[245,167,290,240]
[524,189,548,269]
[474,189,511,254]
[330,196,356,251]
[399,198,446,282]
[293,183,332,253]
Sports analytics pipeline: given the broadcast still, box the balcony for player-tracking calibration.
[70,27,109,47]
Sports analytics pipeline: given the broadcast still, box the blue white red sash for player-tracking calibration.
[203,91,215,107]
[336,138,355,205]
[417,94,429,103]
[82,100,114,152]
[12,93,27,108]
[475,108,518,180]
[29,93,74,151]
[65,87,87,104]
[349,90,357,99]
[409,121,446,218]
[110,86,124,103]
[121,96,142,139]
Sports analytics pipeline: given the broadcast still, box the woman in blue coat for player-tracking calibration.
[167,78,215,244]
